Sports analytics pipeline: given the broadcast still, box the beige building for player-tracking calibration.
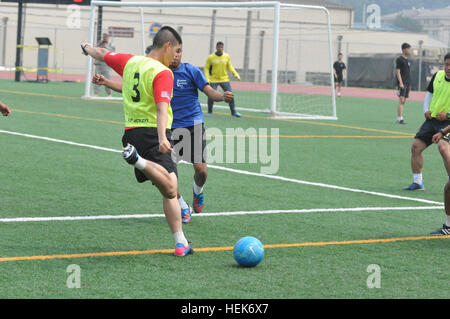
[382,6,450,48]
[0,0,353,82]
[335,28,447,58]
[0,0,447,85]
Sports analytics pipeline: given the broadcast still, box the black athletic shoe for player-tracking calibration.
[396,119,407,124]
[122,143,138,165]
[402,182,424,191]
[430,224,450,236]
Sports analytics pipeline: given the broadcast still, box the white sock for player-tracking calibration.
[134,156,147,171]
[173,231,188,246]
[445,215,450,227]
[397,116,403,121]
[193,181,204,195]
[178,196,189,210]
[413,173,423,185]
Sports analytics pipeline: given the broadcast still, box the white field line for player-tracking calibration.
[0,129,443,206]
[0,130,121,153]
[205,164,442,205]
[0,206,444,223]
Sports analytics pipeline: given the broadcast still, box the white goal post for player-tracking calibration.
[83,1,337,120]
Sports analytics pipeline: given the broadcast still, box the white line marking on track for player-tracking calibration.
[0,129,443,206]
[0,206,443,223]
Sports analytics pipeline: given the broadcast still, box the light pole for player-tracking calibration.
[209,10,217,54]
[243,10,252,82]
[418,40,423,91]
[1,17,7,67]
[337,35,343,55]
[258,30,265,83]
[14,0,24,82]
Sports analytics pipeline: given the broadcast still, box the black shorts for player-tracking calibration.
[122,127,177,183]
[397,84,411,98]
[415,118,450,147]
[172,123,207,164]
[334,75,343,83]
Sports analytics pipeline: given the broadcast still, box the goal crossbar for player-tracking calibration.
[84,1,336,120]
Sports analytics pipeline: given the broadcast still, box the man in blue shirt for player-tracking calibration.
[169,46,233,222]
[92,45,233,223]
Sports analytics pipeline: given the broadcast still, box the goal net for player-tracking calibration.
[83,1,337,120]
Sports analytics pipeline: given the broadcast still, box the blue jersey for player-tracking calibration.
[171,63,208,129]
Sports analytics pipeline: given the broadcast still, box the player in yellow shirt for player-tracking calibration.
[404,53,450,193]
[204,41,242,117]
[81,26,192,256]
[424,53,450,236]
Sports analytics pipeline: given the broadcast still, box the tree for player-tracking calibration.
[392,13,424,32]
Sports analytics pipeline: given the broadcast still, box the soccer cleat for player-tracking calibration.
[174,243,194,256]
[181,205,192,224]
[396,119,407,124]
[232,112,242,118]
[206,113,213,117]
[430,224,450,236]
[402,183,424,191]
[337,92,342,97]
[122,143,138,165]
[193,189,204,213]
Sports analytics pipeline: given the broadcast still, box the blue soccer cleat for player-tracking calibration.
[181,205,192,224]
[193,189,204,213]
[402,183,424,191]
[232,112,242,118]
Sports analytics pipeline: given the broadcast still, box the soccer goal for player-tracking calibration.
[83,1,337,120]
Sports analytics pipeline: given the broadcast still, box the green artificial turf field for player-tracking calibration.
[0,78,449,298]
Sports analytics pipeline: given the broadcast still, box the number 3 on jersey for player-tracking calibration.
[131,72,140,102]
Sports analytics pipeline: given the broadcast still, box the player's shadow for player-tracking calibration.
[228,263,262,269]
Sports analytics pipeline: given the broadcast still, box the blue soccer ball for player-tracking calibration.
[233,236,264,267]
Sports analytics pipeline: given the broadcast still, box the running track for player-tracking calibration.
[0,71,426,102]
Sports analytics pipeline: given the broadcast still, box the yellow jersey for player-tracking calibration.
[429,71,450,118]
[204,52,240,83]
[122,56,174,129]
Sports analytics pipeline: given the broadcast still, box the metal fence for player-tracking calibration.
[1,10,448,90]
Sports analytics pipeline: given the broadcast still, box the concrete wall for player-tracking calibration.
[0,0,349,82]
[0,0,446,86]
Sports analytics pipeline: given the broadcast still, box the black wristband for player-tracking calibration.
[81,44,88,56]
[440,129,446,136]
